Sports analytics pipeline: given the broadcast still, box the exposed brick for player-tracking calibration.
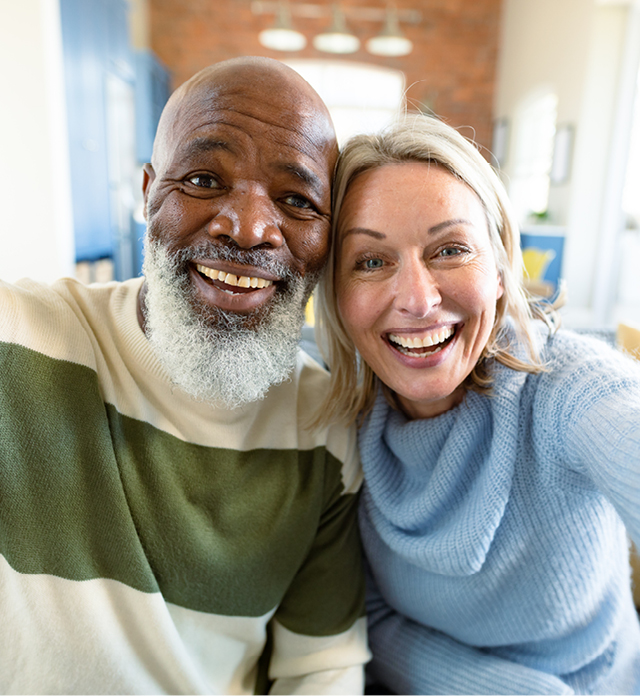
[149,0,501,151]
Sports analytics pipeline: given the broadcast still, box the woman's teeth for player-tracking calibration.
[389,326,455,356]
[196,264,273,289]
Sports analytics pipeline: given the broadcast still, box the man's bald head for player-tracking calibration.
[150,56,337,178]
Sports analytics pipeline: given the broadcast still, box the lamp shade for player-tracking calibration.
[366,7,412,56]
[259,2,307,52]
[312,4,360,54]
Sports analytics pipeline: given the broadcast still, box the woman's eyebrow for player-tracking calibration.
[343,219,472,240]
[429,218,472,234]
[342,227,386,240]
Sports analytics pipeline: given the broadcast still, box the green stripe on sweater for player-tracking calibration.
[0,342,159,593]
[0,342,364,635]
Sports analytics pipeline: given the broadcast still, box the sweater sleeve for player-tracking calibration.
[561,370,640,547]
[267,442,370,694]
[365,567,574,695]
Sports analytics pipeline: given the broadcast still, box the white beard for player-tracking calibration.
[141,236,316,409]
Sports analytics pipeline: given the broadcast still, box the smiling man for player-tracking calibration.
[139,57,337,408]
[0,57,368,694]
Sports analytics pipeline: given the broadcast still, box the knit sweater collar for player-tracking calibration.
[359,360,529,577]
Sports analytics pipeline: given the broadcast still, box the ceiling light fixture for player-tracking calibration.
[312,4,360,54]
[366,5,413,56]
[258,1,307,52]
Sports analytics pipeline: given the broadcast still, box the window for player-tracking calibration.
[509,90,558,223]
[615,65,640,323]
[284,60,405,145]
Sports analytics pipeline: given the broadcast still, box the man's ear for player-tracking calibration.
[142,163,156,220]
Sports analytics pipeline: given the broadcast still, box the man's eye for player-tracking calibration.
[283,194,312,209]
[187,175,220,188]
[439,247,462,257]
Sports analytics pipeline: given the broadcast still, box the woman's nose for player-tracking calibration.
[206,190,285,249]
[394,261,441,318]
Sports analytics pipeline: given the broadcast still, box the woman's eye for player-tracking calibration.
[363,258,384,269]
[439,246,462,257]
[187,175,220,189]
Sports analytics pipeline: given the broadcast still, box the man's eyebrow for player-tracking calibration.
[181,136,231,158]
[278,163,323,195]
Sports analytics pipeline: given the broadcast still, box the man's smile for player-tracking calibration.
[195,263,274,292]
[190,260,280,310]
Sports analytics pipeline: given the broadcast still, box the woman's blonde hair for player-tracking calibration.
[312,113,560,428]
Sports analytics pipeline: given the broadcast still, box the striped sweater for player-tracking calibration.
[0,276,369,695]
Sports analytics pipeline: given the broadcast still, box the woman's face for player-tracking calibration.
[336,162,504,420]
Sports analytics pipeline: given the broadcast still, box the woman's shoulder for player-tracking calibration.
[525,324,640,414]
[491,322,640,407]
[541,326,599,360]
[542,327,630,374]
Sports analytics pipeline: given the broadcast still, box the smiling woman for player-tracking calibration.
[313,114,640,695]
[335,162,504,420]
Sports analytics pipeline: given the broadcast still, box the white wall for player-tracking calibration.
[566,4,631,325]
[0,0,74,284]
[128,0,150,50]
[494,0,636,328]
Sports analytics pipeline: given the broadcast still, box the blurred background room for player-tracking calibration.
[1,0,640,332]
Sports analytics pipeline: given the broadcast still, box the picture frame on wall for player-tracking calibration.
[550,123,574,185]
[492,117,509,168]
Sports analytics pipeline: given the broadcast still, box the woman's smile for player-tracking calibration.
[387,325,457,356]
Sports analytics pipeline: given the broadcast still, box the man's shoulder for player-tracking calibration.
[1,275,141,321]
[262,348,361,493]
[296,343,329,385]
[0,275,142,368]
[288,347,334,432]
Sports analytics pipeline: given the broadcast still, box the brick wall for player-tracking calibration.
[149,0,502,151]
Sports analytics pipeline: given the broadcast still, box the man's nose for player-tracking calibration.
[206,190,285,249]
[394,260,441,318]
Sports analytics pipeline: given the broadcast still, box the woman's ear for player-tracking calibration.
[496,272,505,301]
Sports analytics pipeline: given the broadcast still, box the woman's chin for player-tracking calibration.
[394,384,466,420]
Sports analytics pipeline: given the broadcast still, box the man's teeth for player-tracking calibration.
[389,326,455,355]
[196,264,273,289]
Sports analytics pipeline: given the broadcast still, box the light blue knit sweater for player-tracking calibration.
[359,329,640,695]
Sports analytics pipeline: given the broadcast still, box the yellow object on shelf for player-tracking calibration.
[305,295,315,327]
[616,321,640,608]
[631,546,640,609]
[522,247,557,298]
[617,322,640,362]
[522,247,556,281]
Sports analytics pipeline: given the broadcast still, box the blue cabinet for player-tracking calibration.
[135,50,171,164]
[60,0,113,262]
[59,0,169,278]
